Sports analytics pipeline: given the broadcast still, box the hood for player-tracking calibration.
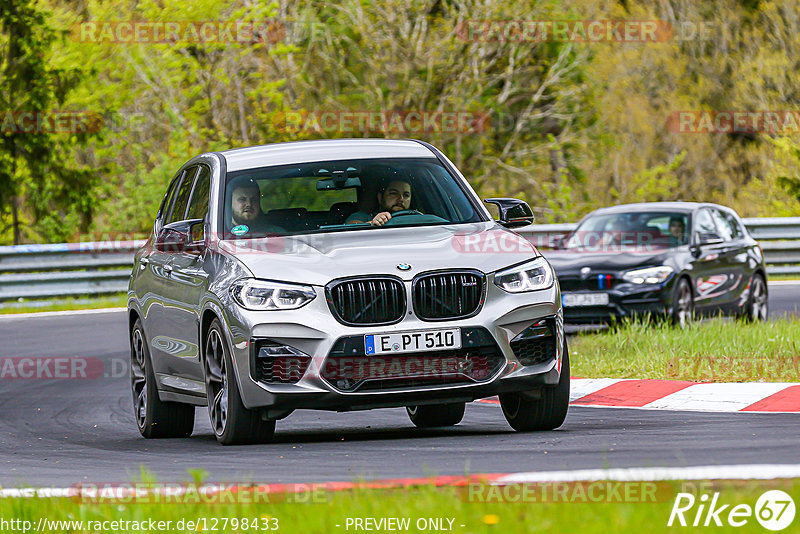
[219,222,540,286]
[542,248,675,275]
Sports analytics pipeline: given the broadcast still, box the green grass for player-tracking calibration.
[0,479,797,533]
[0,293,127,314]
[571,317,800,382]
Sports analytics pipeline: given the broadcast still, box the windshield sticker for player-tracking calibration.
[231,225,249,235]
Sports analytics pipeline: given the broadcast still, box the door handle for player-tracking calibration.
[139,257,149,270]
[164,264,173,273]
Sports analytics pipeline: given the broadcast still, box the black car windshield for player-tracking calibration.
[223,157,482,237]
[565,211,691,251]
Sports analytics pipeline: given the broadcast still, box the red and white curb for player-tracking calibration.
[3,464,800,498]
[476,378,800,413]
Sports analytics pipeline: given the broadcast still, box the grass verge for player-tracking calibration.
[0,294,127,314]
[0,479,796,533]
[570,317,800,382]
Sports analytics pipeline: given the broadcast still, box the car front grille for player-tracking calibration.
[321,327,504,393]
[251,341,311,384]
[559,274,617,291]
[412,271,485,320]
[327,277,405,325]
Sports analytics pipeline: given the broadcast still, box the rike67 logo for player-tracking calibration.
[668,490,795,530]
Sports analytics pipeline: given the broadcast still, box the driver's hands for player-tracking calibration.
[370,212,392,226]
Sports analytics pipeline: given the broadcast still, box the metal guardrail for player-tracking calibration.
[0,218,797,301]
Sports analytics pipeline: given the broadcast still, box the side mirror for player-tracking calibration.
[156,219,205,253]
[483,198,534,228]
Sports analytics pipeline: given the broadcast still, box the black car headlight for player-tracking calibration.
[494,257,554,293]
[230,278,316,310]
[621,266,674,285]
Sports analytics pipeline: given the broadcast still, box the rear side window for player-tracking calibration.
[166,167,198,224]
[720,210,744,239]
[186,166,211,221]
[158,177,180,222]
[710,209,734,241]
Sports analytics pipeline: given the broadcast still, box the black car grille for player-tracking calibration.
[510,336,556,366]
[321,327,504,392]
[251,341,311,384]
[559,274,617,291]
[413,271,484,320]
[327,277,405,325]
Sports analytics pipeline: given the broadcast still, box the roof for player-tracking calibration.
[219,139,436,172]
[590,201,730,214]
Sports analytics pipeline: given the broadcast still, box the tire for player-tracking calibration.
[740,273,768,322]
[406,403,466,428]
[130,319,195,438]
[499,341,570,431]
[671,277,694,328]
[204,319,275,445]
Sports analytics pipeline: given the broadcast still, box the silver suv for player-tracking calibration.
[127,139,568,444]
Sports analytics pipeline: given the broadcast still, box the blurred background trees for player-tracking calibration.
[1,0,799,243]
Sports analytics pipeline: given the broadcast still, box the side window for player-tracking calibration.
[721,211,744,240]
[166,167,198,225]
[694,209,719,240]
[186,166,211,221]
[710,209,734,241]
[157,176,180,222]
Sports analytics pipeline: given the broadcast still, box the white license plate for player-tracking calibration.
[365,328,461,355]
[562,292,609,307]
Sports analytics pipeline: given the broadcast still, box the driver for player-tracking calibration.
[346,178,412,226]
[668,216,687,246]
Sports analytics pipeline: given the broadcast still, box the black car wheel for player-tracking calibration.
[130,319,194,438]
[406,403,466,428]
[740,273,768,322]
[204,319,275,445]
[671,278,694,328]
[499,341,570,431]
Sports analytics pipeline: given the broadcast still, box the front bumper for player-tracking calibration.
[222,280,564,413]
[560,282,672,324]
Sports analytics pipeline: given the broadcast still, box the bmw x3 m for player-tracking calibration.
[127,139,568,444]
[546,202,768,326]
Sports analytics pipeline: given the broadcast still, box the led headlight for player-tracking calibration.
[230,279,316,310]
[621,266,674,285]
[494,257,554,293]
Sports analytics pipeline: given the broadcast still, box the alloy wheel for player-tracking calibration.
[130,328,148,430]
[675,281,693,328]
[205,329,229,436]
[750,276,768,321]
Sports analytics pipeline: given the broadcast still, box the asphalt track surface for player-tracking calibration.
[0,284,798,488]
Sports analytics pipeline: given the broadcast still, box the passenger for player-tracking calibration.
[346,178,413,226]
[227,178,285,235]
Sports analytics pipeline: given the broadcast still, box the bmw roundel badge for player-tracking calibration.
[396,263,412,271]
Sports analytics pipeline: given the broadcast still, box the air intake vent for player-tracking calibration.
[413,271,485,320]
[327,277,405,325]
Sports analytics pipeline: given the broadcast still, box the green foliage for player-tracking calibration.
[2,0,800,244]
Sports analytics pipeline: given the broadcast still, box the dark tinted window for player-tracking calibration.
[158,176,180,222]
[186,166,211,221]
[718,210,743,240]
[166,167,197,224]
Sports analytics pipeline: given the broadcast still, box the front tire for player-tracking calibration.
[671,277,694,328]
[406,403,466,428]
[499,341,570,431]
[130,319,195,438]
[204,319,275,445]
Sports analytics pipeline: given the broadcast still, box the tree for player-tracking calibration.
[0,0,95,244]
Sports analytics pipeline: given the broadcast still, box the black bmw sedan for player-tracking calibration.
[544,202,768,326]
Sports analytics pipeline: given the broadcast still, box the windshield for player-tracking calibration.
[564,211,690,251]
[223,157,482,237]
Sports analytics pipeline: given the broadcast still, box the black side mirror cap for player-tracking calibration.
[155,219,205,253]
[483,198,535,228]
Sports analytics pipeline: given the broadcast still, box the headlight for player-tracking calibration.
[494,257,554,293]
[621,266,674,285]
[230,279,316,310]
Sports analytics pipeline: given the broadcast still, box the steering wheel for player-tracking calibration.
[390,209,423,218]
